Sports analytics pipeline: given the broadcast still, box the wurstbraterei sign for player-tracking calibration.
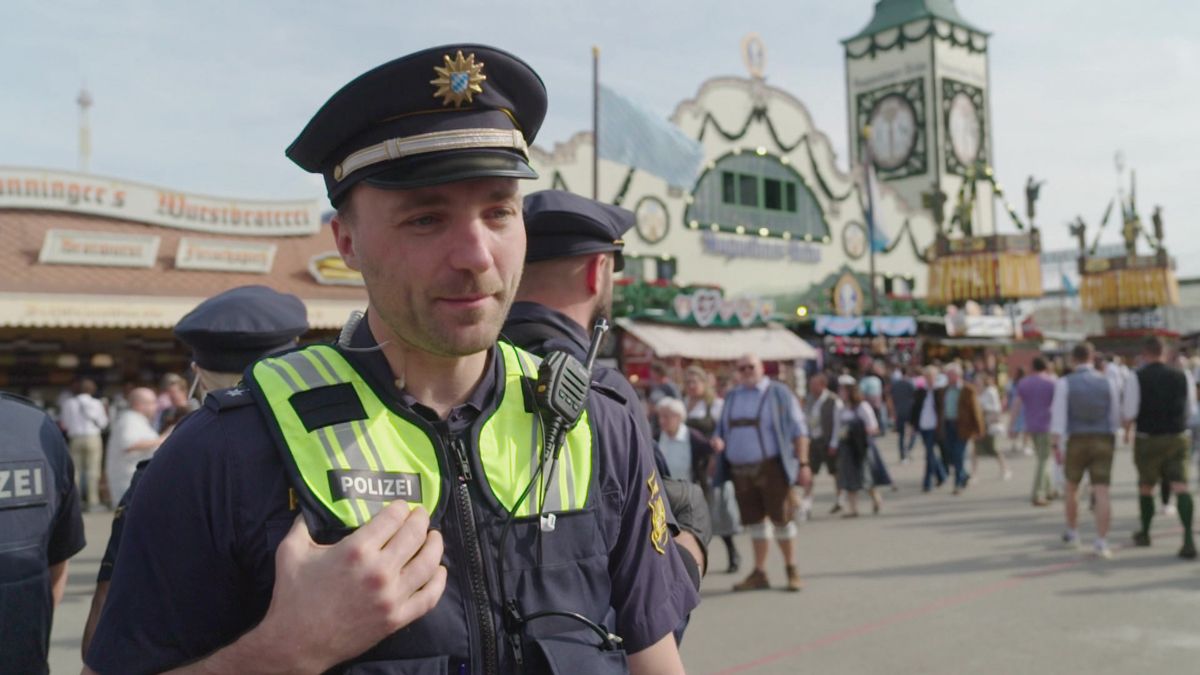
[0,167,323,237]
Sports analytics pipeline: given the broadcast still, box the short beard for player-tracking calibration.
[589,276,613,330]
[370,269,520,359]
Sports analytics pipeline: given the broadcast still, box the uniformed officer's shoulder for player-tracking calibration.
[590,381,628,406]
[0,391,43,411]
[151,387,273,472]
[204,384,256,412]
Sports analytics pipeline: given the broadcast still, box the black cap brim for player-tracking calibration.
[355,149,537,196]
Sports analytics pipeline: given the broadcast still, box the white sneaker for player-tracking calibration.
[1062,530,1080,549]
[1022,446,1034,456]
[1002,469,1013,481]
[1162,503,1177,516]
[1093,540,1113,560]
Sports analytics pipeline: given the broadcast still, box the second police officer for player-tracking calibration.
[81,284,310,657]
[85,45,697,674]
[505,189,711,592]
[0,392,86,675]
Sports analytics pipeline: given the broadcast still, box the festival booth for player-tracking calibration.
[0,167,363,400]
[612,281,817,394]
[780,267,924,371]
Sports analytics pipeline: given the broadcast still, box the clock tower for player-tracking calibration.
[843,0,994,235]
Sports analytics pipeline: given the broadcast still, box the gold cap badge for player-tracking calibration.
[431,50,486,108]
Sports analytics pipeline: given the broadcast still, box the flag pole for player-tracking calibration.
[592,45,600,200]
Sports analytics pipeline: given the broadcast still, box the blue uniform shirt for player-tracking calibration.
[87,319,698,673]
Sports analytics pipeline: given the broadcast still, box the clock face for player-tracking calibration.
[867,95,918,170]
[842,221,867,260]
[634,196,669,244]
[948,93,981,166]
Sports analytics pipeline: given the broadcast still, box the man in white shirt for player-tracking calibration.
[104,388,162,506]
[1049,342,1122,558]
[59,378,109,510]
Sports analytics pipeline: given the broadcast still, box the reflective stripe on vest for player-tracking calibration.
[250,342,592,528]
[480,344,593,516]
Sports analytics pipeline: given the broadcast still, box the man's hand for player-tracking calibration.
[251,502,447,673]
[1052,443,1064,466]
[711,436,725,453]
[796,464,813,489]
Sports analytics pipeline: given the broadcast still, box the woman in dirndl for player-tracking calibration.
[836,376,883,517]
[684,365,741,572]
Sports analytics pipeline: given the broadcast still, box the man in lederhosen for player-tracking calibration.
[713,354,811,592]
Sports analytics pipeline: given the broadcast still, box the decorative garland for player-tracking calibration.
[770,265,931,317]
[611,166,636,207]
[696,106,855,202]
[947,165,1028,236]
[844,18,987,60]
[551,170,570,191]
[882,219,934,262]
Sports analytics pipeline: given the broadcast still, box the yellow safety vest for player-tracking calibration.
[249,342,593,530]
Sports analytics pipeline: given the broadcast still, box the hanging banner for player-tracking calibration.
[0,167,322,237]
[946,313,1015,338]
[38,229,160,268]
[815,316,916,337]
[670,288,775,328]
[175,238,277,274]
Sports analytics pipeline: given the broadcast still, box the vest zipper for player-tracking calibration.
[448,435,499,675]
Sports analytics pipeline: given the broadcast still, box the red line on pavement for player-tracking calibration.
[708,536,1162,675]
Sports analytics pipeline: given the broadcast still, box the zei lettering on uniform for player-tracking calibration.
[0,460,49,509]
[328,469,422,503]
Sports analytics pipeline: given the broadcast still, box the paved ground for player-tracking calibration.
[50,435,1198,673]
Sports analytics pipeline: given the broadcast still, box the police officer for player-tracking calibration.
[505,190,710,589]
[0,391,86,674]
[86,46,696,674]
[81,284,309,657]
[174,284,311,401]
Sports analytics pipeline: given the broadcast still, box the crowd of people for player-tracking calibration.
[644,335,1200,595]
[51,373,193,511]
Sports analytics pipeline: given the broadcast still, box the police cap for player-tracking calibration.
[174,285,309,373]
[523,190,633,270]
[287,45,547,206]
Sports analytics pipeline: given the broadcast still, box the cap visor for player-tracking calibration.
[363,149,537,191]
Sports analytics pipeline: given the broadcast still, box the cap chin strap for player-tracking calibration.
[334,128,528,182]
[187,371,202,402]
[336,310,402,389]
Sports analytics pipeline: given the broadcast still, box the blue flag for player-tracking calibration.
[597,84,704,188]
[862,148,890,252]
[1062,274,1078,296]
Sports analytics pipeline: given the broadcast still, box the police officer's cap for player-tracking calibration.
[174,285,309,373]
[287,45,547,206]
[523,190,633,271]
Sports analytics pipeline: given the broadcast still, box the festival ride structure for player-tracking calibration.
[1069,161,1179,341]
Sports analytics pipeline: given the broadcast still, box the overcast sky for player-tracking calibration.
[5,1,1198,271]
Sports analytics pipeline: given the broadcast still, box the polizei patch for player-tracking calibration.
[328,469,422,503]
[0,460,49,509]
